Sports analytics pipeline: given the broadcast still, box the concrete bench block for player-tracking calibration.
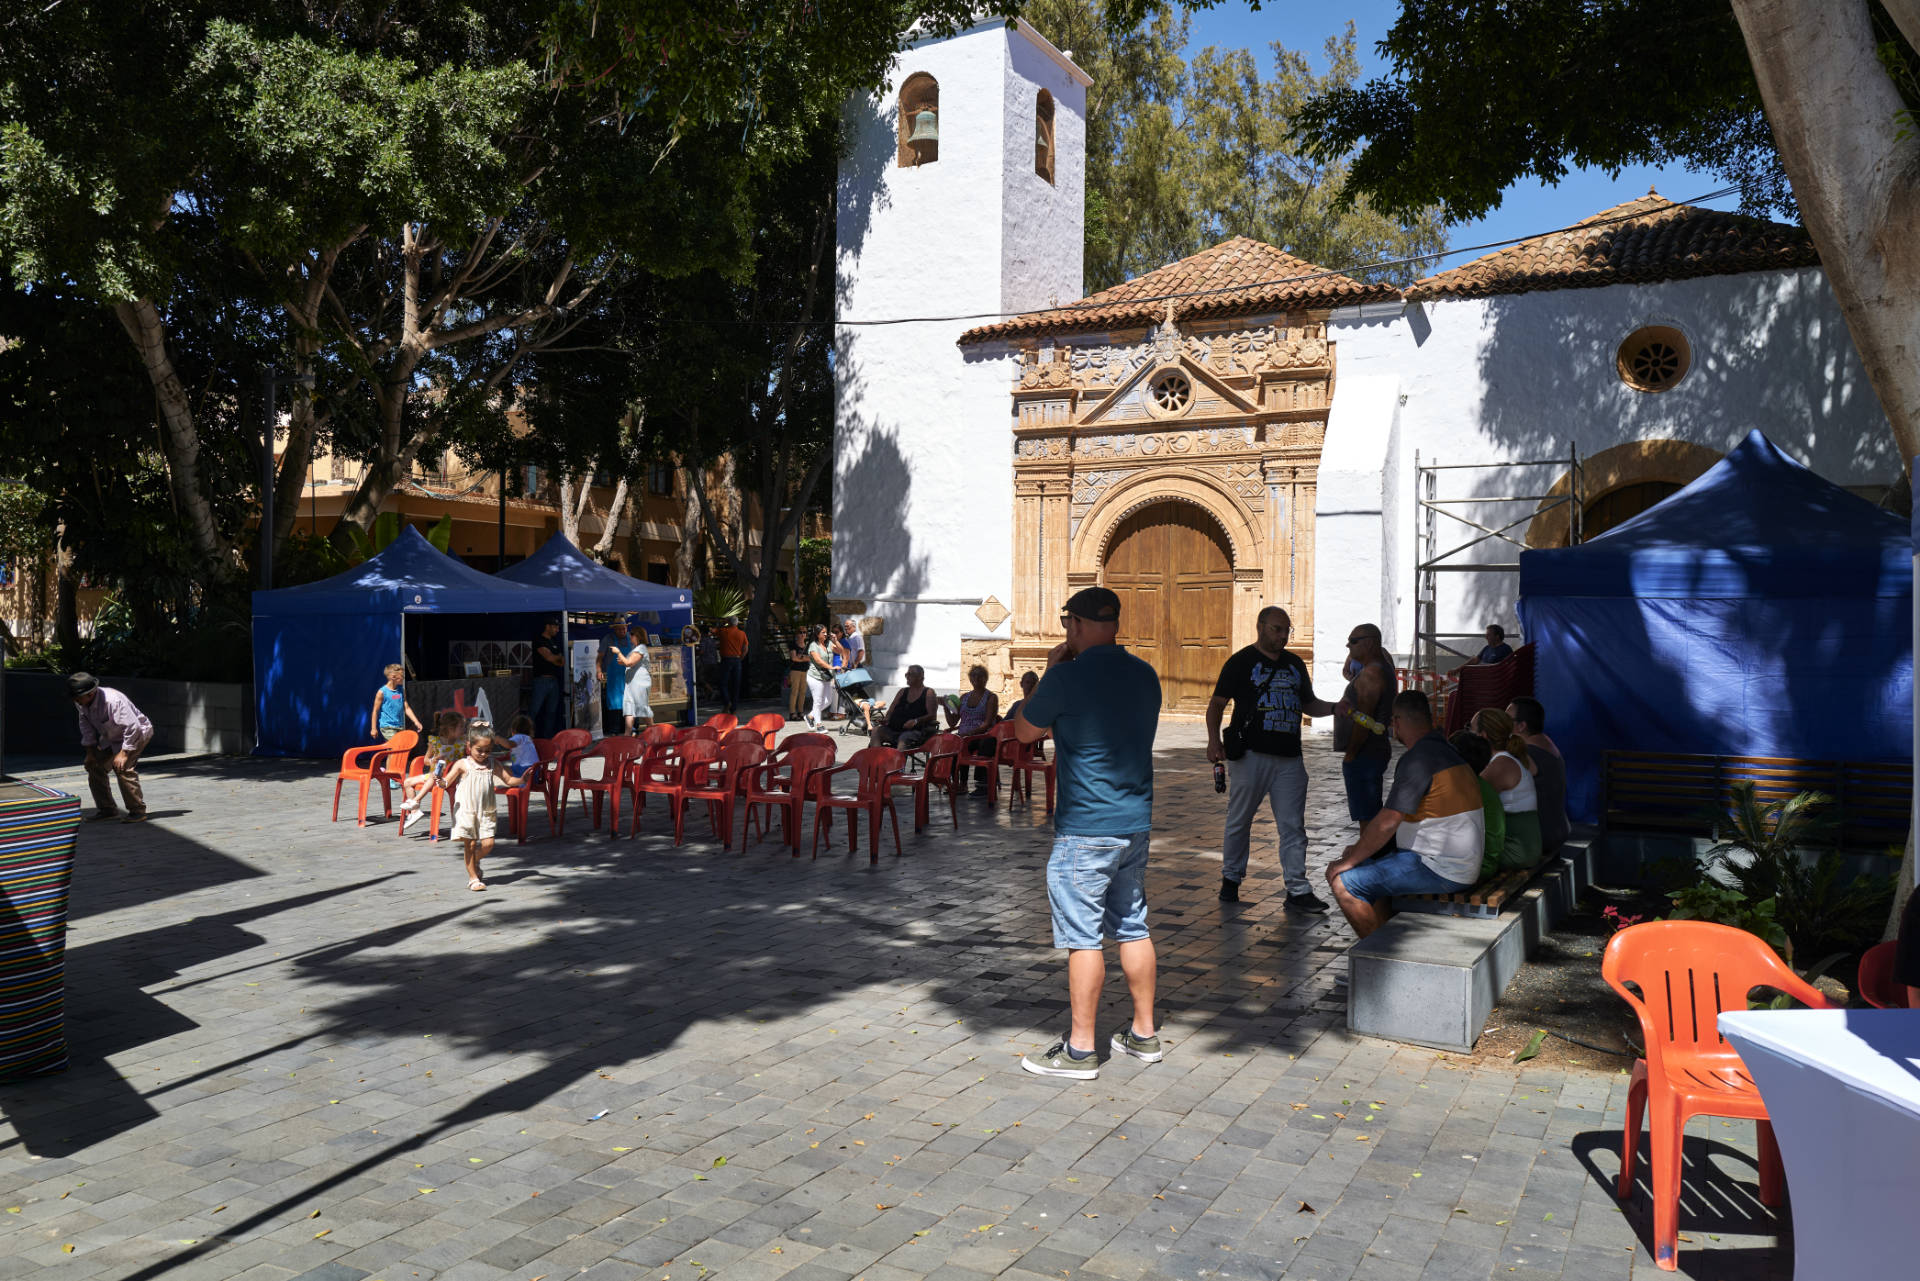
[1348,912,1528,1052]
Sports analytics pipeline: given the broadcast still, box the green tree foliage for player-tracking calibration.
[1020,2,1445,289]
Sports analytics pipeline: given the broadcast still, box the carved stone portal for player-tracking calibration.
[1006,308,1329,687]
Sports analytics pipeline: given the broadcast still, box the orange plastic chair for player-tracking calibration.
[892,732,963,833]
[397,755,449,841]
[741,744,836,854]
[702,712,739,735]
[333,730,417,826]
[1603,920,1836,1270]
[720,727,765,749]
[556,736,643,836]
[1857,941,1912,1008]
[745,712,787,749]
[958,723,1017,805]
[810,746,906,864]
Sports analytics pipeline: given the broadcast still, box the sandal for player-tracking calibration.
[468,878,487,892]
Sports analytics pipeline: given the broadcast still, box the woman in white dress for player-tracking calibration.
[619,626,653,731]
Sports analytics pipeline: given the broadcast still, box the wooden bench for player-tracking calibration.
[1393,865,1536,919]
[1603,751,1910,850]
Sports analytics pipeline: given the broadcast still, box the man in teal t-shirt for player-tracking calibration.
[1012,587,1163,1080]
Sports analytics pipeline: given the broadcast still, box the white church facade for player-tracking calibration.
[832,20,1902,710]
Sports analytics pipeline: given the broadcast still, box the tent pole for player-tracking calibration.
[561,613,572,729]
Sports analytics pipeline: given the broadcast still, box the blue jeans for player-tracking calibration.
[530,675,562,738]
[720,656,744,710]
[1341,752,1388,825]
[1337,847,1473,904]
[1222,752,1309,895]
[1046,832,1151,950]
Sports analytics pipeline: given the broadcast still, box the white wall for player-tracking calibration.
[1323,268,1901,668]
[833,22,1086,692]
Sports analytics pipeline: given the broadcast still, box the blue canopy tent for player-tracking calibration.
[495,533,697,723]
[494,532,694,628]
[252,527,564,758]
[1518,429,1912,823]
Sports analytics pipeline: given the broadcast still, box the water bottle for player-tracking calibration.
[1351,709,1386,734]
[1213,761,1227,793]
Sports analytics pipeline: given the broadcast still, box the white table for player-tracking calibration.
[1718,1009,1920,1278]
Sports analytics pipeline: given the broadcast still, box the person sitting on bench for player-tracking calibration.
[1508,696,1568,857]
[1448,730,1506,877]
[1326,691,1485,938]
[1473,708,1542,871]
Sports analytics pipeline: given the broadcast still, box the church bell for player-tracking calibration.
[907,108,939,144]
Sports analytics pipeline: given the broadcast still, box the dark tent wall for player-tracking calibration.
[252,528,563,759]
[1519,431,1913,823]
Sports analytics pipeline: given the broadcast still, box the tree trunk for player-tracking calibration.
[671,466,702,586]
[111,299,232,580]
[52,522,79,657]
[1728,0,1920,937]
[589,476,630,563]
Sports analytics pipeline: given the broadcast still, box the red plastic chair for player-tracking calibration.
[674,742,766,846]
[333,730,418,826]
[720,727,765,749]
[745,712,787,749]
[535,729,592,830]
[556,737,643,836]
[810,746,906,864]
[892,733,963,833]
[958,723,1016,804]
[741,744,836,853]
[779,731,835,755]
[1002,729,1056,813]
[1603,920,1836,1271]
[682,725,720,744]
[502,763,540,846]
[1857,941,1913,1008]
[702,712,739,735]
[644,738,718,841]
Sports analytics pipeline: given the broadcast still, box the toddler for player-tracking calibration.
[505,714,539,781]
[440,726,514,891]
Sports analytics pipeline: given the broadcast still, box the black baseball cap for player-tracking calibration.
[1062,587,1121,622]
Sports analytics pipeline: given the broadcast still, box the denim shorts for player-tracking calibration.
[1046,831,1151,949]
[1337,847,1473,904]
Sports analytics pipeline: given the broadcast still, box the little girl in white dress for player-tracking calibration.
[621,642,652,730]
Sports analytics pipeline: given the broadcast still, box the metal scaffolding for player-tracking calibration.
[1412,444,1584,684]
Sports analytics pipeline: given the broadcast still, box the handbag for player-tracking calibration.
[833,666,873,690]
[1222,721,1248,761]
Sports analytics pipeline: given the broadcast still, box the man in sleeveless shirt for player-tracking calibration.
[1333,623,1397,827]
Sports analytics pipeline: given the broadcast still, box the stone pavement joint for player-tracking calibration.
[0,726,1786,1279]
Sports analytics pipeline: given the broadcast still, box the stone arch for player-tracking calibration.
[1528,437,1722,547]
[1072,468,1262,577]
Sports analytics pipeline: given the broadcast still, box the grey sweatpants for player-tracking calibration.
[1221,751,1310,896]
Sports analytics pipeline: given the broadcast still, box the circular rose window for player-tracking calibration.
[1149,370,1192,415]
[1617,325,1691,393]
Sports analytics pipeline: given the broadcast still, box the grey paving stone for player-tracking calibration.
[0,731,1792,1281]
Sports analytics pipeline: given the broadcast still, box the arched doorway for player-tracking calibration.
[1103,501,1233,711]
[1583,480,1682,538]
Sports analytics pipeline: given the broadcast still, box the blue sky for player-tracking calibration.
[1182,0,1728,272]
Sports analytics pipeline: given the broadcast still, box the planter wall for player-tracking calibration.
[2,672,253,759]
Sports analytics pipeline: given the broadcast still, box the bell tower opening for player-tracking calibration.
[897,72,940,167]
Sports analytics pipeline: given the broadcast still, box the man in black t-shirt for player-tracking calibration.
[1205,606,1337,911]
[530,618,565,737]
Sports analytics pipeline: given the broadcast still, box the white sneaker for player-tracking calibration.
[401,806,426,833]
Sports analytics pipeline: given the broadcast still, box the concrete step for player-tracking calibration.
[1346,838,1595,1052]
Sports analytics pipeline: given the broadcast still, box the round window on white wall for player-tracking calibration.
[1617,325,1692,393]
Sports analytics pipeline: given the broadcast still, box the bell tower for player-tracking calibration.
[831,19,1088,691]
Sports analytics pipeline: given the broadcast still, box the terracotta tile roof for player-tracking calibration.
[1405,192,1817,302]
[958,236,1400,344]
